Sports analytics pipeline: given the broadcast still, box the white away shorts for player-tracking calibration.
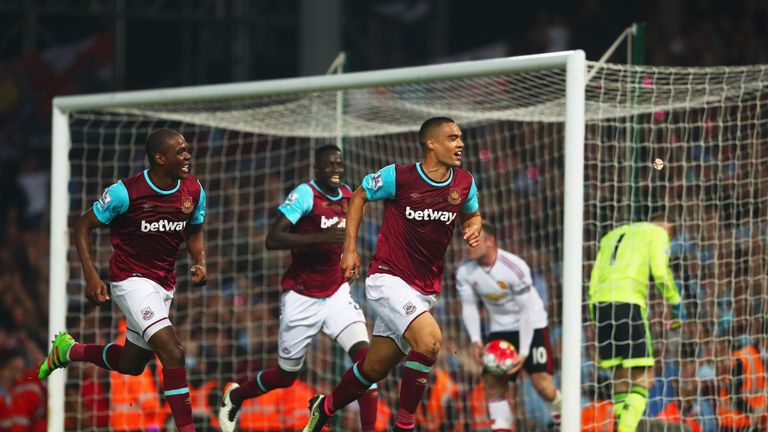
[110,277,174,350]
[366,273,437,354]
[278,282,368,369]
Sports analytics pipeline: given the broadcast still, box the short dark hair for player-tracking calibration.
[145,129,182,165]
[418,117,456,146]
[482,221,496,238]
[315,144,341,163]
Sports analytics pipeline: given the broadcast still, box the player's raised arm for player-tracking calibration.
[74,208,110,305]
[340,187,368,280]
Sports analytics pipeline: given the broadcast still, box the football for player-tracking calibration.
[482,339,518,375]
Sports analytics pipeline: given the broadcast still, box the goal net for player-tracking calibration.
[582,64,768,432]
[49,52,767,432]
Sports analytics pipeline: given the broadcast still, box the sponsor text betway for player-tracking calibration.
[405,206,456,224]
[321,216,346,229]
[141,219,187,232]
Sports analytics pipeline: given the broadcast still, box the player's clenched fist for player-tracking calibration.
[85,277,110,306]
[463,224,482,247]
[191,264,207,286]
[340,251,360,281]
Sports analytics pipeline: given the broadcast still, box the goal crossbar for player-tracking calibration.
[54,51,582,111]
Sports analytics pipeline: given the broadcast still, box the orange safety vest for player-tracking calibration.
[656,401,701,432]
[238,379,315,431]
[718,345,768,430]
[190,380,219,430]
[109,368,164,431]
[415,369,461,432]
[374,395,393,432]
[581,400,614,432]
[467,381,493,430]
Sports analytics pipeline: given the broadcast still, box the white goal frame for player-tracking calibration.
[50,50,586,432]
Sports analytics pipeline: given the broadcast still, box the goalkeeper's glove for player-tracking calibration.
[669,303,686,330]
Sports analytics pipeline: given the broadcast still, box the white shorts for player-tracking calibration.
[110,277,174,350]
[366,273,437,354]
[278,282,367,364]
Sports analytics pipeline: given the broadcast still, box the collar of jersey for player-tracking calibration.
[416,162,453,187]
[144,170,180,195]
[310,180,342,201]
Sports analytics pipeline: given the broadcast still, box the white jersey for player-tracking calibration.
[456,249,548,357]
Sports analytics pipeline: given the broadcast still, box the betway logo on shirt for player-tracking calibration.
[320,215,346,229]
[405,206,457,224]
[141,219,187,232]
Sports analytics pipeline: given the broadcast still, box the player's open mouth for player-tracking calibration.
[454,151,462,160]
[330,175,341,183]
[182,164,190,173]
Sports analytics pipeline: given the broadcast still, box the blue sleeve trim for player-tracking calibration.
[256,370,267,393]
[461,176,479,214]
[163,387,189,397]
[277,183,314,224]
[352,363,371,387]
[102,343,116,370]
[189,181,206,224]
[362,164,396,201]
[93,180,130,224]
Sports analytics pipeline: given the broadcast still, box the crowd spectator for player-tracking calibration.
[1,3,768,430]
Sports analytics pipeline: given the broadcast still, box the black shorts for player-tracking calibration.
[593,302,654,368]
[485,327,553,379]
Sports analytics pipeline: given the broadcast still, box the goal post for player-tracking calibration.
[49,104,72,432]
[49,51,587,432]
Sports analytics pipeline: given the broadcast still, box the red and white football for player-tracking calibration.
[482,339,518,375]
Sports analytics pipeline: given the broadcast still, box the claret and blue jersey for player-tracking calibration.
[362,162,478,295]
[277,180,353,298]
[93,170,206,291]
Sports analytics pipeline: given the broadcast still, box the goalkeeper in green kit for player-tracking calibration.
[588,216,685,432]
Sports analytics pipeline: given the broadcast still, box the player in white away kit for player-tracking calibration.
[456,222,561,432]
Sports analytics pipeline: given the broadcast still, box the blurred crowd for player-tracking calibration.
[531,0,768,67]
[0,152,51,365]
